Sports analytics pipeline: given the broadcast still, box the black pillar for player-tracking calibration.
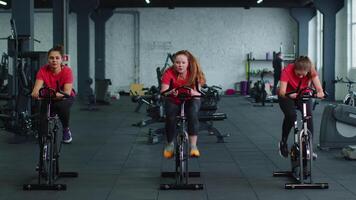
[11,0,34,51]
[53,0,68,52]
[290,8,316,56]
[70,0,98,97]
[314,0,344,100]
[90,8,113,80]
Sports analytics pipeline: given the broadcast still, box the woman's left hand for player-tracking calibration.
[190,89,201,96]
[316,90,325,99]
[56,92,64,98]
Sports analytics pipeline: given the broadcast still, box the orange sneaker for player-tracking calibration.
[190,146,200,157]
[163,143,174,159]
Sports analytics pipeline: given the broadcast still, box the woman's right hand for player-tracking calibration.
[172,89,178,97]
[31,90,39,99]
[287,93,298,99]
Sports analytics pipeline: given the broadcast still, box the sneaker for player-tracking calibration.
[190,145,200,158]
[163,143,174,159]
[312,152,318,160]
[63,128,72,144]
[279,141,288,158]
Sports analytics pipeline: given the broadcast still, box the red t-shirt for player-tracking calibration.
[36,64,75,96]
[161,67,191,103]
[280,63,318,93]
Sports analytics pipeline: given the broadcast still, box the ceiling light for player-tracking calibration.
[145,0,150,4]
[257,0,263,4]
[0,1,7,6]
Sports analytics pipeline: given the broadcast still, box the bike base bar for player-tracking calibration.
[285,183,329,189]
[161,171,200,178]
[273,171,293,177]
[160,183,204,190]
[59,172,79,178]
[23,184,66,191]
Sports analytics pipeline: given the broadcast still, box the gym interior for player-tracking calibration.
[0,0,356,199]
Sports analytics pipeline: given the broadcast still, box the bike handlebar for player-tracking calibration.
[38,87,70,99]
[333,76,355,85]
[38,81,71,100]
[285,81,328,100]
[161,79,205,100]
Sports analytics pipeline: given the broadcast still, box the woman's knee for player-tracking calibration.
[284,112,296,122]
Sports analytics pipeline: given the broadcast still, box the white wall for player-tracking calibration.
[106,13,135,92]
[131,8,297,92]
[1,8,298,93]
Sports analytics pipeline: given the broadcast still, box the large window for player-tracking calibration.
[352,0,356,68]
[316,10,323,80]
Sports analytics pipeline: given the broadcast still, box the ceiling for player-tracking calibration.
[1,0,315,10]
[98,0,314,9]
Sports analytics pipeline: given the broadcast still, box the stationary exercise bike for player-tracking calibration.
[23,86,78,190]
[252,70,273,107]
[333,76,356,107]
[273,83,328,189]
[160,80,204,190]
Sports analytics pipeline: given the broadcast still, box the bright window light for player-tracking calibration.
[257,0,263,4]
[0,1,7,6]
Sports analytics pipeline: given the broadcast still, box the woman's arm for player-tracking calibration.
[63,83,73,96]
[31,79,44,98]
[160,83,169,93]
[278,81,287,98]
[56,83,73,98]
[311,76,325,98]
[190,84,201,96]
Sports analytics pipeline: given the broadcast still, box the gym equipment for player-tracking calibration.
[131,86,164,127]
[199,84,229,142]
[341,145,356,160]
[0,19,46,138]
[156,53,173,87]
[250,70,273,107]
[0,53,9,89]
[95,78,111,105]
[318,104,356,150]
[23,86,78,191]
[273,83,328,189]
[160,81,204,190]
[333,77,355,107]
[81,78,98,111]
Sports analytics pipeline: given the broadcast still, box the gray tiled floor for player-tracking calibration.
[0,96,356,200]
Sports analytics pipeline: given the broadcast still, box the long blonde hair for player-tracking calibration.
[294,56,313,79]
[173,50,206,87]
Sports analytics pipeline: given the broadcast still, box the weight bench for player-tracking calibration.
[199,112,229,143]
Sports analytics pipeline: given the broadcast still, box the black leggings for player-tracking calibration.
[39,97,74,135]
[164,99,201,143]
[278,96,313,142]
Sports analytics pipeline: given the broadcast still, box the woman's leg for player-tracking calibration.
[278,96,297,142]
[52,97,74,129]
[185,98,201,146]
[52,97,74,143]
[278,96,296,157]
[164,100,180,143]
[185,98,201,157]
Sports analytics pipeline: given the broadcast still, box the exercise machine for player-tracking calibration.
[273,83,328,189]
[23,86,78,191]
[160,82,204,190]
